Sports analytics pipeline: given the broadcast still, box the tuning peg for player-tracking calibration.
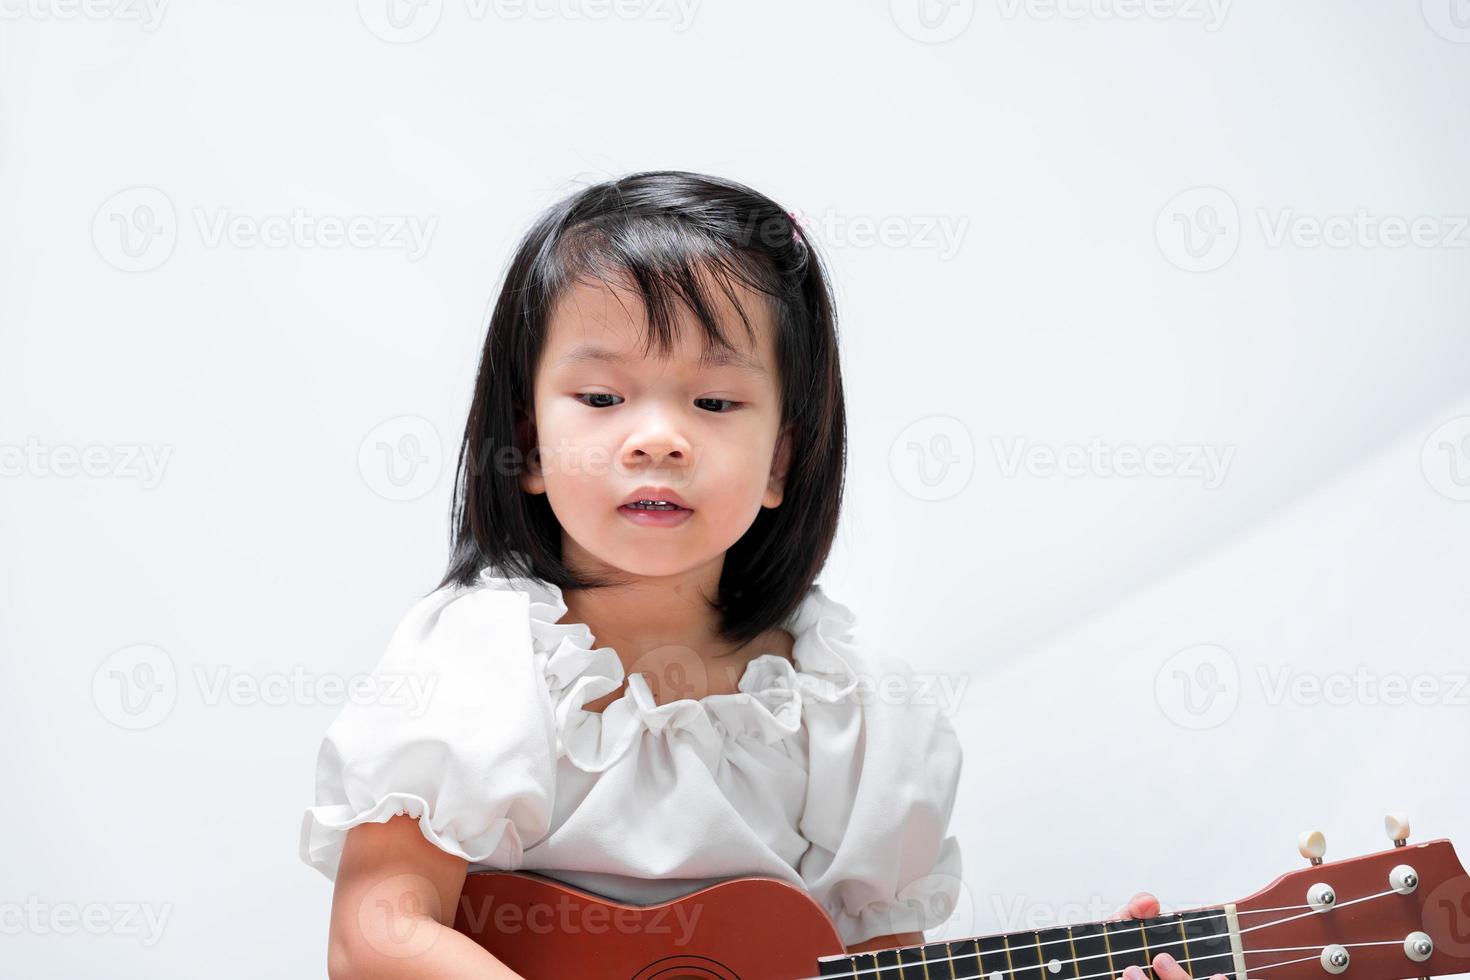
[1298,830,1327,865]
[1385,812,1410,847]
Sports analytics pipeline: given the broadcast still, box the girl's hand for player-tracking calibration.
[1113,891,1228,980]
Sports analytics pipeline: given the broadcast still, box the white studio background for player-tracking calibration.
[3,2,1470,977]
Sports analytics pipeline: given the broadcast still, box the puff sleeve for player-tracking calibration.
[299,584,558,879]
[796,649,965,947]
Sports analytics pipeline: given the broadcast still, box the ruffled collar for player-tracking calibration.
[474,560,862,774]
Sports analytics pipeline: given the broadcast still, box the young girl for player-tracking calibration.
[299,171,966,976]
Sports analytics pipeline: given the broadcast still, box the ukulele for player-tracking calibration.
[451,814,1470,980]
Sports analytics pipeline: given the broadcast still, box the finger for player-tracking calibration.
[1121,967,1147,980]
[1153,952,1190,980]
[1120,891,1160,920]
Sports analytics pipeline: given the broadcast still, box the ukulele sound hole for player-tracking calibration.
[630,954,740,979]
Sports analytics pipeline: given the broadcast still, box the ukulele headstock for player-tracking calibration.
[1227,815,1470,980]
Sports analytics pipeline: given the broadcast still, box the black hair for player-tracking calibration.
[437,170,847,647]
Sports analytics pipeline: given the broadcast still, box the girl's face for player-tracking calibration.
[519,275,792,580]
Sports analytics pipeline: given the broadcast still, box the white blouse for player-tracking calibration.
[298,562,964,947]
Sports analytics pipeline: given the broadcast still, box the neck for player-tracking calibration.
[816,905,1241,980]
[559,540,743,665]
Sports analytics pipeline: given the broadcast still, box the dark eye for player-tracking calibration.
[696,398,740,413]
[575,393,623,409]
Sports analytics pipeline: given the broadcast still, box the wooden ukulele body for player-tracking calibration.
[454,870,847,979]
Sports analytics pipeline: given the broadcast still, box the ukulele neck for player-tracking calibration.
[816,905,1242,980]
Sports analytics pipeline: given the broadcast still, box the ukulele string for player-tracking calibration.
[802,885,1406,980]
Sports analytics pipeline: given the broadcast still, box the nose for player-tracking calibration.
[620,404,692,469]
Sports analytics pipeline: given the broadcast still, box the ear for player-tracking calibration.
[516,407,545,496]
[763,424,794,509]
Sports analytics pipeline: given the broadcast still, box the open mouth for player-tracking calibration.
[618,499,693,526]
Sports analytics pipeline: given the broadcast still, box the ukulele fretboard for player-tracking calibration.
[817,907,1238,980]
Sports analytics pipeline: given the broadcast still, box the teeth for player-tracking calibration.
[628,500,680,510]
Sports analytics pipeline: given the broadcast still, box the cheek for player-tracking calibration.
[534,404,610,484]
[698,435,776,498]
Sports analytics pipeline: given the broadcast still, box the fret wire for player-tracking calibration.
[1034,932,1047,979]
[1177,918,1193,977]
[1066,927,1082,980]
[1101,923,1115,978]
[1002,932,1017,980]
